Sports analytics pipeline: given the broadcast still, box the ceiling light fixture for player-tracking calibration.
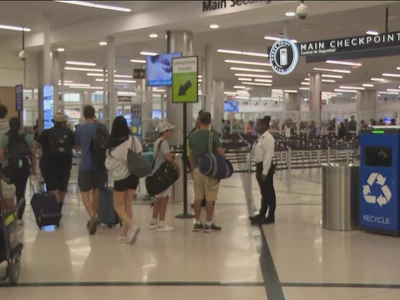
[313,67,351,74]
[130,59,146,64]
[226,59,271,67]
[217,49,268,58]
[371,77,387,82]
[0,24,31,32]
[230,67,271,73]
[387,89,400,92]
[304,78,310,81]
[57,48,65,52]
[238,78,252,81]
[99,41,107,46]
[362,83,374,87]
[234,73,273,78]
[65,66,103,72]
[96,79,136,83]
[65,83,91,87]
[321,79,336,83]
[210,24,219,29]
[301,82,310,85]
[254,79,273,83]
[264,36,297,43]
[140,51,157,56]
[299,87,309,90]
[56,1,131,12]
[285,11,296,17]
[382,73,400,78]
[321,74,343,79]
[326,60,362,67]
[366,30,379,35]
[66,61,96,66]
[67,86,104,90]
[244,82,272,87]
[87,73,132,78]
[284,90,298,93]
[339,85,364,90]
[149,33,158,38]
[334,88,357,93]
[379,91,398,95]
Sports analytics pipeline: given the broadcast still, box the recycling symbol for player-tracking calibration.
[363,173,392,207]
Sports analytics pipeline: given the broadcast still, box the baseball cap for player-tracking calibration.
[158,120,176,133]
[53,113,66,123]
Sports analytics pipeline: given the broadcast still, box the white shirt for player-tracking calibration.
[252,130,275,175]
[105,136,143,181]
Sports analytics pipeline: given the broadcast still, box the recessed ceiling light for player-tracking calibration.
[225,59,271,67]
[57,48,65,52]
[65,67,103,72]
[304,78,310,81]
[238,78,252,81]
[371,77,386,82]
[234,85,247,89]
[326,60,362,67]
[301,82,310,85]
[362,83,374,87]
[379,91,398,95]
[313,67,351,74]
[130,59,146,64]
[387,89,400,92]
[366,30,379,36]
[244,82,272,87]
[254,79,273,83]
[210,24,219,29]
[284,90,298,93]
[321,79,336,83]
[299,87,309,90]
[234,73,273,78]
[66,83,91,87]
[321,74,343,79]
[0,24,31,32]
[264,36,297,43]
[383,73,400,77]
[334,89,357,93]
[149,33,158,38]
[96,79,136,83]
[66,61,96,66]
[285,11,296,17]
[57,1,131,12]
[140,51,157,56]
[230,67,271,73]
[86,73,132,78]
[217,49,268,58]
[67,86,104,90]
[339,86,364,90]
[99,41,107,46]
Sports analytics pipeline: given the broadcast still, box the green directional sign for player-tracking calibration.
[172,56,198,103]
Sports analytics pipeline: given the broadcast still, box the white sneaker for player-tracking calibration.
[128,226,140,245]
[116,236,130,244]
[149,223,158,230]
[156,225,175,232]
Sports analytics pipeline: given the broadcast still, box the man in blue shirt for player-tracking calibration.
[75,105,108,235]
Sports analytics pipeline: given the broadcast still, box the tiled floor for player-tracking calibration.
[1,168,400,299]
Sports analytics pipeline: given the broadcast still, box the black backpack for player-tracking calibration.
[4,132,31,182]
[48,127,72,157]
[90,123,108,171]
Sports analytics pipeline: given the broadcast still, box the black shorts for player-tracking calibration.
[43,169,71,192]
[78,170,107,192]
[114,174,139,192]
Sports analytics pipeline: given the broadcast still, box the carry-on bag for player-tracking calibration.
[30,178,62,229]
[98,182,121,228]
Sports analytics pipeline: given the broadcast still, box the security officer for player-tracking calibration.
[249,116,276,224]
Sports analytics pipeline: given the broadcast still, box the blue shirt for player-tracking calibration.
[75,122,108,171]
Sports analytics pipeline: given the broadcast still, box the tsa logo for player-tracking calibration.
[363,173,392,207]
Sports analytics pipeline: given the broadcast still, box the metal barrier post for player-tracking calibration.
[286,148,292,192]
[246,152,252,192]
[172,153,184,203]
[327,147,331,164]
[308,150,312,177]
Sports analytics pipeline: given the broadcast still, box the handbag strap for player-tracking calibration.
[152,139,164,169]
[208,130,213,154]
[131,135,136,152]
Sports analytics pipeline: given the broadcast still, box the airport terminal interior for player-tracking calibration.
[2,1,400,299]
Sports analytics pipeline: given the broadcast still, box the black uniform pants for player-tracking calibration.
[255,163,276,217]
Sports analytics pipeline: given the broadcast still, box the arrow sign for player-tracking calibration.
[172,56,198,103]
[363,185,371,195]
[376,174,386,186]
[178,80,192,96]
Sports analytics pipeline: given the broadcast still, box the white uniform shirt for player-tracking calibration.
[252,130,275,175]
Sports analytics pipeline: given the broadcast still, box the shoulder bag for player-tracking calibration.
[127,136,152,178]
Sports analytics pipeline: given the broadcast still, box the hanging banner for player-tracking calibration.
[15,84,23,112]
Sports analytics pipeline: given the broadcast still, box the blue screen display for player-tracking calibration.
[43,85,54,130]
[224,101,239,112]
[384,117,392,123]
[146,52,182,87]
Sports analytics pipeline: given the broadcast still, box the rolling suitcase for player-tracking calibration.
[98,185,121,228]
[30,180,62,229]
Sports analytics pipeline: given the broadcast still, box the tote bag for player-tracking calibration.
[127,136,152,178]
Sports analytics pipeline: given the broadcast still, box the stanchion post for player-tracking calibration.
[286,148,292,192]
[327,147,331,164]
[247,152,252,192]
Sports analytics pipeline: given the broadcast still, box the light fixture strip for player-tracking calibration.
[225,59,271,67]
[234,73,273,78]
[313,67,351,74]
[0,24,31,32]
[65,67,103,72]
[230,67,271,73]
[326,60,362,67]
[66,61,96,66]
[56,1,131,12]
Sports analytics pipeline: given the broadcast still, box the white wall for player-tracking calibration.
[0,49,24,87]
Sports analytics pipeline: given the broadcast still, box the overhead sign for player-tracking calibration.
[133,69,145,80]
[131,103,142,141]
[43,85,54,130]
[269,39,299,75]
[172,56,199,103]
[299,31,400,56]
[15,84,23,112]
[202,0,270,12]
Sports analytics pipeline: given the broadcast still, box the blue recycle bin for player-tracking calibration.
[360,128,400,235]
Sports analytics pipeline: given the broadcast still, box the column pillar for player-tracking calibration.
[166,30,193,146]
[356,90,377,123]
[137,79,152,140]
[283,92,301,124]
[107,36,116,129]
[309,73,322,130]
[204,45,212,113]
[51,51,61,113]
[212,80,224,133]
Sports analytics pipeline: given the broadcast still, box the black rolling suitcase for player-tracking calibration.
[98,185,121,228]
[30,179,62,229]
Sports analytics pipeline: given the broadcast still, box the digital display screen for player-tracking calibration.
[43,85,54,130]
[224,101,239,112]
[146,52,182,87]
[365,146,392,167]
